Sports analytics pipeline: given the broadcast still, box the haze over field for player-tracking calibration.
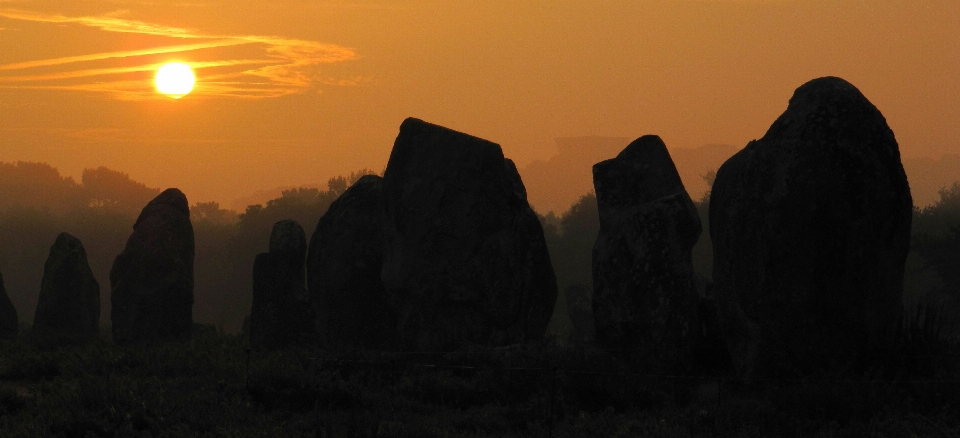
[1,1,959,212]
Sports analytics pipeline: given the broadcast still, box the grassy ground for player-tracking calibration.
[1,329,959,437]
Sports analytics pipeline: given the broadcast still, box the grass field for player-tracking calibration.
[1,327,958,437]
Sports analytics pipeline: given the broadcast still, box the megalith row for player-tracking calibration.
[0,188,195,345]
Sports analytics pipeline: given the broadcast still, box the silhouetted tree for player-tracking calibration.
[0,161,85,212]
[82,167,160,216]
[913,182,960,301]
[326,168,379,197]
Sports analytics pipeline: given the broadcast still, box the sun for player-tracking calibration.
[155,62,196,98]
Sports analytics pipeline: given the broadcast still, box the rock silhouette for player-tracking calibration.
[710,77,913,379]
[380,118,558,350]
[0,269,17,341]
[564,283,595,344]
[110,188,195,344]
[308,175,395,350]
[33,232,100,341]
[250,219,312,347]
[591,135,702,370]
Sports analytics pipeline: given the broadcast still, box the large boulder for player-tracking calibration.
[308,175,395,350]
[33,232,100,341]
[710,77,913,379]
[0,270,17,341]
[110,188,195,344]
[380,118,558,350]
[591,135,702,371]
[250,219,312,347]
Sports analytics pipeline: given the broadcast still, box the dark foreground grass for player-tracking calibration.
[1,330,959,438]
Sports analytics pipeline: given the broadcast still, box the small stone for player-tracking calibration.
[250,219,312,347]
[0,269,18,341]
[33,232,100,341]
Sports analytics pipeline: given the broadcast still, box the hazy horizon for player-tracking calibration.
[2,136,958,217]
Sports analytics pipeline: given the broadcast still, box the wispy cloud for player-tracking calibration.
[0,8,360,99]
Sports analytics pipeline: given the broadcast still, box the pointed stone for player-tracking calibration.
[110,188,195,344]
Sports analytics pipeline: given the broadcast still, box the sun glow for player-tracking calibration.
[154,62,195,98]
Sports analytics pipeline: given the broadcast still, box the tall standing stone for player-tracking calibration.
[250,219,312,347]
[0,269,17,341]
[111,188,195,344]
[591,135,702,371]
[33,232,100,341]
[710,77,912,379]
[380,118,558,351]
[308,175,395,350]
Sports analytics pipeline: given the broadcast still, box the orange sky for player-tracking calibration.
[1,0,958,212]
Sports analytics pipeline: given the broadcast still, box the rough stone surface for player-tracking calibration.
[110,188,195,344]
[591,135,702,371]
[33,232,100,341]
[380,118,558,351]
[250,219,312,347]
[308,175,395,350]
[0,270,17,341]
[710,77,913,379]
[564,283,595,344]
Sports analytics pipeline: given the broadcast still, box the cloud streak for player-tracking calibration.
[0,8,360,99]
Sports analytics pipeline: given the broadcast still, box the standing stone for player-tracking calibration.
[111,188,194,344]
[591,135,702,371]
[250,219,312,347]
[380,118,558,351]
[564,283,595,344]
[308,175,395,350]
[710,77,912,379]
[33,232,100,341]
[0,270,17,341]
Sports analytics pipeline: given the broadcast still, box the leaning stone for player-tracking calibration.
[591,135,702,371]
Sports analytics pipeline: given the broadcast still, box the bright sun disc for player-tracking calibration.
[155,62,195,98]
